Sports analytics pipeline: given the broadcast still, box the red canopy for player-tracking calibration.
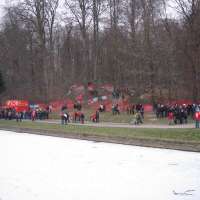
[6,100,29,107]
[5,100,29,112]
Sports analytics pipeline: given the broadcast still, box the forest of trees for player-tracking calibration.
[0,0,200,103]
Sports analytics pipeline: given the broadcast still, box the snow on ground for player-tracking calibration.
[0,130,200,200]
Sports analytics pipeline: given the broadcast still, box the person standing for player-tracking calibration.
[168,110,174,125]
[61,105,69,125]
[61,111,65,125]
[31,109,36,121]
[95,110,99,123]
[16,112,20,122]
[63,112,69,125]
[194,106,200,128]
[80,112,85,124]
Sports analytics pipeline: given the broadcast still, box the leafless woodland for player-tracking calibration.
[0,0,200,102]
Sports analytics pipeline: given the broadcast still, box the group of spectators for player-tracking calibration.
[127,104,144,125]
[154,103,199,125]
[2,100,200,127]
[0,108,22,121]
[135,104,144,124]
[60,103,85,125]
[0,107,49,122]
[61,101,104,125]
[111,103,144,125]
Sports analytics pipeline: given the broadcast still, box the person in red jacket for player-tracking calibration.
[195,111,200,128]
[31,109,36,121]
[168,111,174,125]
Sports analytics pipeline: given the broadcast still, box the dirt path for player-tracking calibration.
[38,119,195,129]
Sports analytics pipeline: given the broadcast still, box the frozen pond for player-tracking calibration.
[0,130,200,200]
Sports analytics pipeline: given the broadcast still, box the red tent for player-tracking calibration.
[5,100,29,112]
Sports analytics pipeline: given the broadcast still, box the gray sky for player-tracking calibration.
[0,0,179,24]
[0,0,66,22]
[0,0,18,21]
[0,0,5,20]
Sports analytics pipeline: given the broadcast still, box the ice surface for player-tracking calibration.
[0,130,200,200]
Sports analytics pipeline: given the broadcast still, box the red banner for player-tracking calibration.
[5,100,29,112]
[6,100,29,107]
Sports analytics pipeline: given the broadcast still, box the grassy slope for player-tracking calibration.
[0,120,200,143]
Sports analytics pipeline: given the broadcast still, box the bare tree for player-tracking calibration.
[173,0,200,101]
[92,0,106,80]
[6,0,60,101]
[1,0,199,102]
[65,0,92,80]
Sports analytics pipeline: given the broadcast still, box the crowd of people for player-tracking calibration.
[0,107,49,122]
[60,103,85,125]
[154,103,200,125]
[1,100,200,128]
[60,102,146,125]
